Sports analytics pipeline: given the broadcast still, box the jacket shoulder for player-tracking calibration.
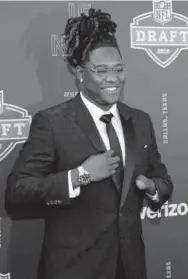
[32,98,74,120]
[119,101,151,123]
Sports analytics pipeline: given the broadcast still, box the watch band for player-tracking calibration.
[77,165,91,186]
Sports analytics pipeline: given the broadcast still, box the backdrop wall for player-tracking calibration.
[0,1,188,279]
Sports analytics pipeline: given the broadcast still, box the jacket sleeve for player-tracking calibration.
[5,110,72,218]
[145,114,173,212]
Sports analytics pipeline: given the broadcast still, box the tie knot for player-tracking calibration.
[100,113,113,125]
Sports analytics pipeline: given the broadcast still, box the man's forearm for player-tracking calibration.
[6,171,71,206]
[144,114,173,209]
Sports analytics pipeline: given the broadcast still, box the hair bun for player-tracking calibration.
[62,7,120,68]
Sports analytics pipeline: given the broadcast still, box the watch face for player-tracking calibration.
[79,172,91,185]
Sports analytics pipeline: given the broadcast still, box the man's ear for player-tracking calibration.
[75,65,84,82]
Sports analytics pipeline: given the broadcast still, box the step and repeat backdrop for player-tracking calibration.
[0,1,188,279]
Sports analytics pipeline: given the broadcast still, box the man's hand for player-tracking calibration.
[135,175,156,195]
[82,150,120,182]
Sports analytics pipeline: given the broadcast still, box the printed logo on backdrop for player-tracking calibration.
[51,3,91,99]
[51,3,92,57]
[130,0,188,68]
[0,273,10,279]
[0,90,31,162]
[141,201,188,219]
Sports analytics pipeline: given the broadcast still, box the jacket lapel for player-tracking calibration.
[117,102,136,210]
[72,93,106,153]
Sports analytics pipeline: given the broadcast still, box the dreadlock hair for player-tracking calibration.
[62,8,121,68]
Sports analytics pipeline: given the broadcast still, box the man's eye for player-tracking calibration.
[115,67,124,72]
[96,68,108,73]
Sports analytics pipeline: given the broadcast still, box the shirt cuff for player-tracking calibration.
[68,170,80,198]
[146,190,160,202]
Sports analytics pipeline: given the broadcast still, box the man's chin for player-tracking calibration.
[99,100,118,110]
[104,95,120,105]
[100,89,121,103]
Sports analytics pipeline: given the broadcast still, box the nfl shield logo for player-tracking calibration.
[153,0,172,24]
[0,90,31,162]
[0,273,10,279]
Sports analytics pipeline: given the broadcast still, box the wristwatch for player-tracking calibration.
[77,166,91,186]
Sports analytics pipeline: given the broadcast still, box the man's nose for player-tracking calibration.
[105,71,119,82]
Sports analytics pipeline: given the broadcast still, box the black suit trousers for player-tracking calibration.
[114,252,126,279]
[114,236,126,279]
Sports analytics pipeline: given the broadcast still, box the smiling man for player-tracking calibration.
[78,47,125,108]
[5,8,173,279]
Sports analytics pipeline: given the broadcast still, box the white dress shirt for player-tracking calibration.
[68,92,159,202]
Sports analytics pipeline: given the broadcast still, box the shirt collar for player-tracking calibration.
[80,91,119,122]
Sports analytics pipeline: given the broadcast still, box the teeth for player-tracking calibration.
[103,87,117,91]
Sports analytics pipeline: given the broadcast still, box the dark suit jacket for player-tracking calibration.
[5,93,173,279]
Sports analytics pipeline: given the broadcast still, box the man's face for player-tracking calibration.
[81,46,126,110]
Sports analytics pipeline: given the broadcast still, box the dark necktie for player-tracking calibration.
[100,113,124,190]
